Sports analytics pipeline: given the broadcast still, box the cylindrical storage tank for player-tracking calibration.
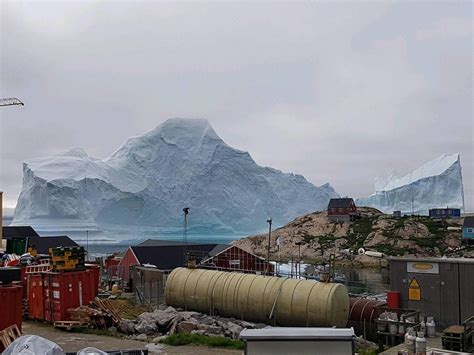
[348,297,386,340]
[165,268,349,327]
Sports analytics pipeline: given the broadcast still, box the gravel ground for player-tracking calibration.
[22,321,242,355]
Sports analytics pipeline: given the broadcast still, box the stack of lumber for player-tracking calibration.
[68,297,122,329]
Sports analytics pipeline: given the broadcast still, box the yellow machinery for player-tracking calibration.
[165,267,349,327]
[49,246,85,272]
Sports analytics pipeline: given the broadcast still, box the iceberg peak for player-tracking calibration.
[357,153,464,214]
[14,118,339,233]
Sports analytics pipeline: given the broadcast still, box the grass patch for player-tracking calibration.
[162,333,244,350]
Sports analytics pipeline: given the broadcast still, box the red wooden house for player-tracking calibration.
[200,245,274,274]
[118,241,274,284]
[327,198,357,222]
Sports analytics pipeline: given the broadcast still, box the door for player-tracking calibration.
[406,273,441,322]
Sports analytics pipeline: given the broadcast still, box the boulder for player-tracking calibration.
[197,324,223,335]
[134,333,148,341]
[153,308,179,328]
[135,320,158,335]
[118,320,137,335]
[177,321,198,333]
[225,322,243,339]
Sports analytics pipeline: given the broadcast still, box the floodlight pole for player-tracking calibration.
[183,207,190,266]
[266,218,272,275]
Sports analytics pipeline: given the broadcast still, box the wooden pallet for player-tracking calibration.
[53,320,88,331]
[0,324,21,350]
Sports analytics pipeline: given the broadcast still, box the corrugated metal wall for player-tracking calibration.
[390,258,474,329]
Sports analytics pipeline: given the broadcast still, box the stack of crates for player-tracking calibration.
[50,246,85,272]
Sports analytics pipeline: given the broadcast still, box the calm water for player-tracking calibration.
[28,228,389,296]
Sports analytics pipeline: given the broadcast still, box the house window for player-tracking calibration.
[468,228,473,233]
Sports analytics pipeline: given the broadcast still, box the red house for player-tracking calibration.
[200,245,274,274]
[327,198,357,222]
[118,241,274,285]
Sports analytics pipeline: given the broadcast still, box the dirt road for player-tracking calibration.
[22,321,242,354]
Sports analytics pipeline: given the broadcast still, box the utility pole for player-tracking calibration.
[183,207,190,266]
[266,218,272,275]
[86,230,89,262]
[295,241,303,278]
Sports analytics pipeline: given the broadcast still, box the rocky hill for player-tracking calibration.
[233,207,472,267]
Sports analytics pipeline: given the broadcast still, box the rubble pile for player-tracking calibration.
[118,306,267,340]
[68,298,122,329]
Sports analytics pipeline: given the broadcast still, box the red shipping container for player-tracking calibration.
[0,285,23,331]
[28,274,45,320]
[86,265,100,296]
[43,270,98,322]
[20,267,27,299]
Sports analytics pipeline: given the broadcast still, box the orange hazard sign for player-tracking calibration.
[408,278,421,301]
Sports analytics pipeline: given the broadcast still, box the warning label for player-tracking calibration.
[408,278,421,301]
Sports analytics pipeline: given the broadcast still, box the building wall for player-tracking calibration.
[429,208,461,218]
[209,246,274,273]
[118,247,140,283]
[462,227,474,239]
[389,258,474,329]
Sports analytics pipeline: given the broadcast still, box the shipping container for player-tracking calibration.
[0,285,23,331]
[86,264,100,296]
[28,274,45,320]
[27,270,98,322]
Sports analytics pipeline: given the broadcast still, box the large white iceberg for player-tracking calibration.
[357,154,464,215]
[13,118,339,233]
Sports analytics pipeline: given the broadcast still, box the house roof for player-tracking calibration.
[137,239,201,247]
[29,236,79,254]
[463,216,474,228]
[2,226,40,239]
[130,244,227,270]
[328,198,355,209]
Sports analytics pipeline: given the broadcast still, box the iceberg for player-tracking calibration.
[13,118,339,233]
[357,154,464,215]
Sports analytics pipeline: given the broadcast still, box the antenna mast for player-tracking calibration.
[183,207,190,266]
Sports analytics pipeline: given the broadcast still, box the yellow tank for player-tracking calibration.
[165,267,349,327]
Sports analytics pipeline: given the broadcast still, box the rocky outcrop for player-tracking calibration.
[232,207,468,265]
[119,305,266,340]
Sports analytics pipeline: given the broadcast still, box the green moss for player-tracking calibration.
[162,334,244,350]
[345,217,377,250]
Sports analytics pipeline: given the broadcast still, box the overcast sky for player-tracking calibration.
[1,1,472,211]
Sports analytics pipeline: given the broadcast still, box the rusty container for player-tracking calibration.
[86,265,100,296]
[348,297,387,341]
[28,273,45,320]
[0,284,23,331]
[43,270,98,322]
